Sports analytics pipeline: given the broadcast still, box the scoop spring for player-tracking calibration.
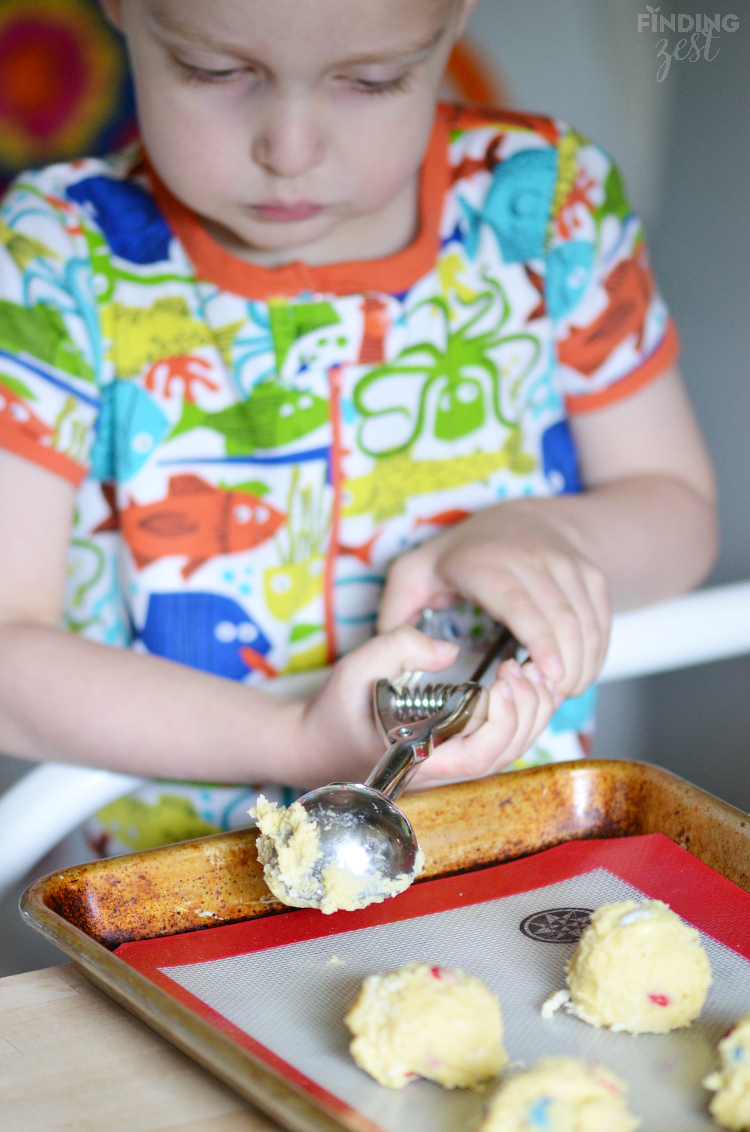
[389,682,463,723]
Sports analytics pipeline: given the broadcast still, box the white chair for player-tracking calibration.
[3,580,750,897]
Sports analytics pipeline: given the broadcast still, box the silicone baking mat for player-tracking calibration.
[116,834,750,1132]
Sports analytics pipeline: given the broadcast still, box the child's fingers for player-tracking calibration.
[521,558,604,697]
[585,560,612,676]
[301,626,462,783]
[471,659,554,770]
[413,699,519,785]
[512,569,585,692]
[518,659,558,742]
[412,660,555,786]
[493,658,555,754]
[377,548,445,633]
[379,531,610,697]
[545,555,610,695]
[337,624,459,690]
[475,568,568,685]
[485,556,606,698]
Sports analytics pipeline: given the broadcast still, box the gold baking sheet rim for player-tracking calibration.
[20,759,750,1132]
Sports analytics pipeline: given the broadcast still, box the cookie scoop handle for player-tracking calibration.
[366,682,485,801]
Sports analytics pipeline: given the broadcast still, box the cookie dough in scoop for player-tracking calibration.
[250,796,322,906]
[545,899,711,1034]
[478,1057,640,1132]
[704,1012,750,1129]
[250,796,421,915]
[346,963,508,1089]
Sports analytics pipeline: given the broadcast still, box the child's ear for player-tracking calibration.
[99,0,125,32]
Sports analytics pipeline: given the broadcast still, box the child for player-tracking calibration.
[0,0,717,852]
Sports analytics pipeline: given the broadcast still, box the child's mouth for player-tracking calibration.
[251,201,324,222]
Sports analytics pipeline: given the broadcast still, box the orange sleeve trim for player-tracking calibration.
[0,421,87,486]
[149,110,452,301]
[564,319,680,415]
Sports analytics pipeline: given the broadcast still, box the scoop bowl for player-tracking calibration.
[292,783,421,908]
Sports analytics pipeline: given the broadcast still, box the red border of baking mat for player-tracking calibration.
[115,834,750,1132]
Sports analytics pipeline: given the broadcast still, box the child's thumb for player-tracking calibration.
[351,625,459,684]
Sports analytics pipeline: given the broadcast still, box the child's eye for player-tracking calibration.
[176,60,252,85]
[346,74,411,96]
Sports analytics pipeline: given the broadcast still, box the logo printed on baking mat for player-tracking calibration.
[520,907,593,943]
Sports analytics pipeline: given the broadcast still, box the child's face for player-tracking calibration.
[104,0,474,265]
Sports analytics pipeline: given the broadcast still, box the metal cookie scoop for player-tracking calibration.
[284,621,521,911]
[292,680,484,907]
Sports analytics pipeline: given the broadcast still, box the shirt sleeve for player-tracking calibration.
[0,172,100,485]
[547,131,679,414]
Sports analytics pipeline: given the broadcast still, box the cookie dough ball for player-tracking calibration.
[704,1013,750,1129]
[345,963,508,1089]
[479,1057,640,1132]
[566,900,712,1034]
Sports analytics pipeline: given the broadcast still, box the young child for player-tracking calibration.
[0,0,717,852]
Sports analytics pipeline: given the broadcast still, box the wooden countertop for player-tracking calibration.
[0,964,283,1131]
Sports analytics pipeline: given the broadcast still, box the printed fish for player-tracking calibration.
[541,420,582,495]
[0,377,53,445]
[99,297,243,378]
[94,794,220,854]
[95,474,286,579]
[89,380,169,483]
[343,430,536,523]
[557,255,652,377]
[268,299,340,371]
[413,509,472,531]
[338,532,380,565]
[169,380,329,453]
[66,175,173,265]
[458,147,558,262]
[545,240,595,320]
[0,217,58,271]
[0,299,94,383]
[524,240,595,325]
[137,591,273,682]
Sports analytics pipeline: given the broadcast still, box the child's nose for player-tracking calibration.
[252,96,325,179]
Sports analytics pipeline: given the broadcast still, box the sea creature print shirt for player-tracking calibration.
[0,104,677,852]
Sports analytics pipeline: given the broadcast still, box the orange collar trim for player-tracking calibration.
[149,107,451,300]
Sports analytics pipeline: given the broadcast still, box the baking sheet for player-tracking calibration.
[117,834,750,1132]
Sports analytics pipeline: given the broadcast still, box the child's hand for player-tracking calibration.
[377,503,611,701]
[295,626,458,787]
[409,654,556,789]
[294,624,555,790]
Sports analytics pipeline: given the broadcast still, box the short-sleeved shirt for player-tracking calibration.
[0,104,677,852]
